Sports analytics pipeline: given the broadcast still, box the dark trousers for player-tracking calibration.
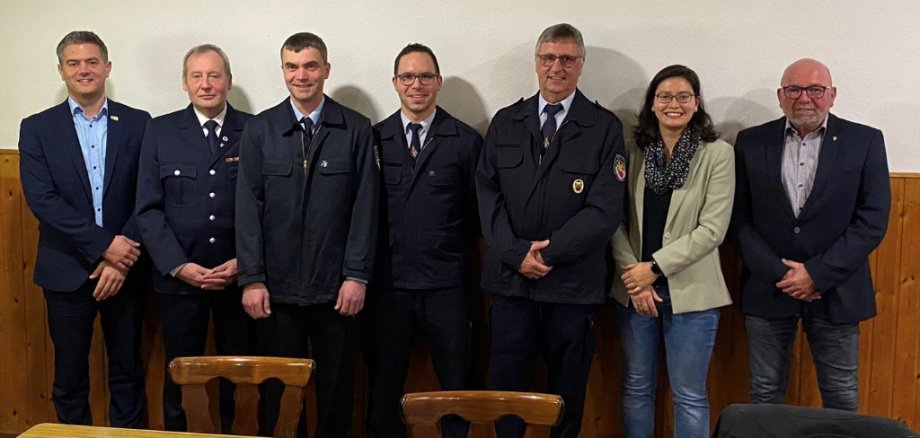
[258,301,359,438]
[44,279,146,428]
[160,288,254,432]
[488,295,597,438]
[365,286,471,438]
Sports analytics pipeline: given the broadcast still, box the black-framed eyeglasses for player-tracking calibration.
[536,54,582,68]
[395,73,439,86]
[781,85,831,99]
[655,93,696,104]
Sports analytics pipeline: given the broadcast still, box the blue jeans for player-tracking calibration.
[616,287,720,438]
[745,315,859,411]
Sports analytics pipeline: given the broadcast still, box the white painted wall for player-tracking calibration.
[3,0,918,169]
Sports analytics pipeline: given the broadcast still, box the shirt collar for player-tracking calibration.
[785,116,828,138]
[68,97,109,122]
[400,108,437,134]
[538,91,576,116]
[192,104,228,128]
[290,96,325,127]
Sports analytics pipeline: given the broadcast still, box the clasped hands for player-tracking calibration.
[176,258,238,291]
[622,261,663,317]
[518,240,552,279]
[89,235,141,302]
[776,258,820,302]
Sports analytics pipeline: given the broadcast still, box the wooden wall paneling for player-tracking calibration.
[865,178,904,417]
[893,178,920,425]
[0,152,29,430]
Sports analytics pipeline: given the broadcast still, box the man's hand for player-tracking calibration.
[629,285,664,317]
[621,262,659,295]
[519,240,552,280]
[176,263,212,289]
[89,260,127,301]
[201,258,238,291]
[242,282,271,319]
[335,279,366,316]
[776,259,821,302]
[103,235,141,271]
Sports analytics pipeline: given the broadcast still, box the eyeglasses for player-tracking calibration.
[395,73,439,86]
[536,54,583,68]
[655,93,696,104]
[781,85,831,99]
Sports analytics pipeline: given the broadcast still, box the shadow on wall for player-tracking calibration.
[440,77,490,135]
[331,85,381,123]
[580,46,648,140]
[708,89,777,144]
[229,87,255,115]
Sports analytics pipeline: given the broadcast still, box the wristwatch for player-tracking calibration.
[649,260,663,276]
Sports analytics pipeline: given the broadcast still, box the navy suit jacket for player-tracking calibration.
[731,114,890,323]
[476,90,626,304]
[136,104,252,294]
[374,107,482,289]
[19,99,151,292]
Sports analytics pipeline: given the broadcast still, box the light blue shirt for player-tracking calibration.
[400,109,437,151]
[538,91,576,129]
[290,97,324,134]
[68,97,108,226]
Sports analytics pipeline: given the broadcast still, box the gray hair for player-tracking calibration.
[56,31,108,63]
[534,23,586,59]
[182,44,232,78]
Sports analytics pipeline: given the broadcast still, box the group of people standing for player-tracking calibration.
[18,21,889,438]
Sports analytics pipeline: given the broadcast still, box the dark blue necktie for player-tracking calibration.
[301,117,314,143]
[204,120,219,155]
[541,104,564,152]
[408,123,423,160]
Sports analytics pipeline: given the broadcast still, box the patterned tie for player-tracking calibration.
[408,123,423,160]
[541,104,564,154]
[204,120,219,155]
[301,117,314,143]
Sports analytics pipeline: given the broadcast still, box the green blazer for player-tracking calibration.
[610,139,734,313]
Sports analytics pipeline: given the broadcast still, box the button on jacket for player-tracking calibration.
[374,107,482,289]
[476,90,627,304]
[136,104,252,294]
[235,96,379,305]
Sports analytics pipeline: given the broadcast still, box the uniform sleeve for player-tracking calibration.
[235,121,267,286]
[342,122,380,281]
[135,119,189,276]
[540,115,627,266]
[476,117,532,269]
[19,117,114,264]
[805,129,890,292]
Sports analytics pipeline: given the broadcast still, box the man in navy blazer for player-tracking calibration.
[732,58,890,411]
[365,43,482,438]
[19,31,150,427]
[135,44,253,432]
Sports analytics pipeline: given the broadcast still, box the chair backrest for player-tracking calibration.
[168,356,314,438]
[401,390,564,438]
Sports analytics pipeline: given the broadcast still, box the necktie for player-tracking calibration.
[408,123,423,160]
[204,120,219,155]
[301,117,314,143]
[541,104,564,154]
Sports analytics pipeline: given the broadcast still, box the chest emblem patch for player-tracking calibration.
[572,178,585,194]
[614,154,627,182]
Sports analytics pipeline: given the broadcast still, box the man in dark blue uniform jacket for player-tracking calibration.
[235,32,379,437]
[19,31,149,427]
[366,43,482,438]
[476,24,626,438]
[135,44,253,432]
[732,58,890,411]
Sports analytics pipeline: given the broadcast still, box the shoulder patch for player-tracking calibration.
[614,154,627,182]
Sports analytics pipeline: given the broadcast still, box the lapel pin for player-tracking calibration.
[110,115,119,121]
[573,178,585,194]
[320,160,328,168]
[222,136,228,141]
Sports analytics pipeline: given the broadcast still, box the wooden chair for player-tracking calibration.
[167,356,314,438]
[401,390,564,438]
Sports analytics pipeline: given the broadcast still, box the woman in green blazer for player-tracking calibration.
[610,65,734,438]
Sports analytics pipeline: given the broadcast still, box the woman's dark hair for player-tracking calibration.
[634,64,719,148]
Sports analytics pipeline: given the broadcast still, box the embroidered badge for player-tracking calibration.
[572,178,584,194]
[225,156,240,163]
[614,154,627,182]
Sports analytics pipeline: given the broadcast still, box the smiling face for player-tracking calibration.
[778,59,836,135]
[183,50,231,119]
[282,46,330,114]
[57,43,111,104]
[535,39,583,103]
[652,76,699,134]
[393,51,442,122]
